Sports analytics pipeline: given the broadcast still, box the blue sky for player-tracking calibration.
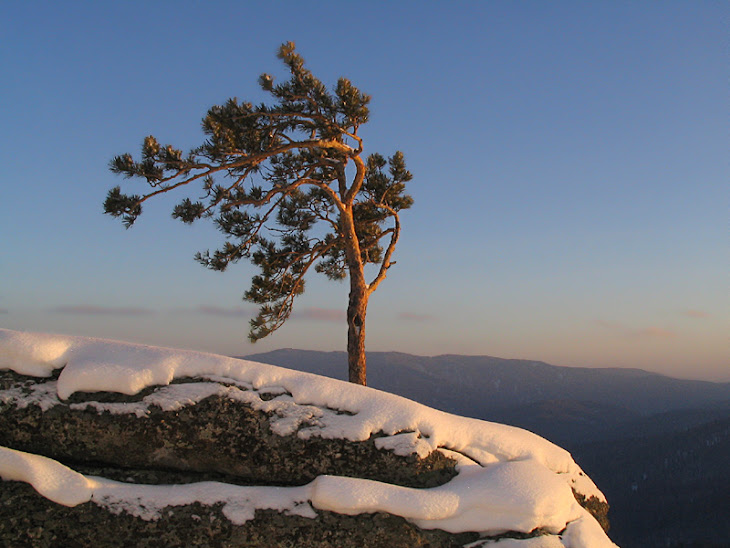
[1,1,727,381]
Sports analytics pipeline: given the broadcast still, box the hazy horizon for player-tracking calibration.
[2,2,727,382]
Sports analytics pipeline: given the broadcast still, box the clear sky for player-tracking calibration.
[1,1,727,381]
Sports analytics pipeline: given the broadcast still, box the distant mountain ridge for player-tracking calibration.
[242,349,730,418]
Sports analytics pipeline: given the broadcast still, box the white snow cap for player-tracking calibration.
[0,328,618,547]
[0,446,92,506]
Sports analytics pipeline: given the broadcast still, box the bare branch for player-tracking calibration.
[344,154,366,205]
[367,205,400,294]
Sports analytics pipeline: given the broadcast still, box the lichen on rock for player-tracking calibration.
[0,370,457,489]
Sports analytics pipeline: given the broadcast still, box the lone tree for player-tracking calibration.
[104,42,413,385]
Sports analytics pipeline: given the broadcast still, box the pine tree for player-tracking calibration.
[104,42,413,385]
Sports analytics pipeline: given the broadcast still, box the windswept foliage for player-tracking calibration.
[105,42,413,384]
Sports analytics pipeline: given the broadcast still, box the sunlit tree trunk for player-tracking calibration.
[341,199,369,386]
[347,281,368,385]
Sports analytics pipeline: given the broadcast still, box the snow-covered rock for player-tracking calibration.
[0,328,618,547]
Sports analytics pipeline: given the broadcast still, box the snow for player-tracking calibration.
[0,446,315,524]
[311,459,581,534]
[92,478,317,525]
[0,328,618,547]
[0,446,92,506]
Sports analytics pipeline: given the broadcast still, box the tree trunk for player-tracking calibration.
[347,283,369,385]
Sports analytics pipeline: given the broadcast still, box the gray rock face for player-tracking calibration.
[0,369,609,547]
[1,370,455,489]
[1,481,484,548]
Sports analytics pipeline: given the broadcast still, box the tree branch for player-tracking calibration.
[367,205,400,294]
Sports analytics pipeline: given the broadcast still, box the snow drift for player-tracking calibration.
[0,328,617,547]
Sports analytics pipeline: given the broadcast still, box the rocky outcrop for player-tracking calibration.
[0,370,455,489]
[0,329,616,547]
[1,479,491,548]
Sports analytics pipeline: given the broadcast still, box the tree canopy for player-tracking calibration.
[104,42,414,385]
